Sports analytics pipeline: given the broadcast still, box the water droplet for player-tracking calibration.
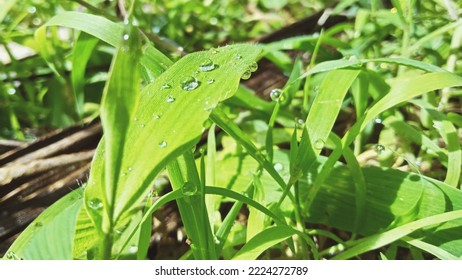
[123,33,129,41]
[241,70,251,80]
[166,96,175,103]
[249,61,258,72]
[214,235,221,245]
[375,144,385,154]
[375,118,382,124]
[210,17,218,25]
[432,121,442,129]
[6,251,19,260]
[162,83,171,89]
[128,167,133,172]
[153,114,161,120]
[207,79,215,84]
[181,76,200,91]
[199,59,217,72]
[7,88,16,95]
[236,54,243,59]
[28,6,36,14]
[270,88,282,101]
[274,162,284,172]
[182,181,197,196]
[140,124,145,128]
[129,245,138,254]
[159,141,167,148]
[297,118,305,127]
[134,117,138,121]
[88,198,103,210]
[314,139,325,150]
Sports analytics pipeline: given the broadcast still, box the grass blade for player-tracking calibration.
[232,226,295,260]
[333,210,462,259]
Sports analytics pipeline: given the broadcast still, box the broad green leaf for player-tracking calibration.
[4,189,83,260]
[81,44,262,258]
[232,226,295,260]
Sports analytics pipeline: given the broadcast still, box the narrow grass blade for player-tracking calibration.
[36,12,172,82]
[206,124,220,228]
[292,69,360,181]
[344,72,462,147]
[137,192,154,260]
[232,226,295,260]
[210,108,288,191]
[333,210,462,259]
[402,237,459,260]
[301,57,446,78]
[85,21,142,259]
[71,32,99,118]
[434,120,461,187]
[247,175,266,241]
[167,151,216,260]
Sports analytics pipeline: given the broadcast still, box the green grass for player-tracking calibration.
[2,0,462,260]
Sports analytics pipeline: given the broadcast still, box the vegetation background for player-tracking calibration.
[1,0,462,260]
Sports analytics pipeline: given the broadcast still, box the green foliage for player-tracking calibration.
[3,0,462,260]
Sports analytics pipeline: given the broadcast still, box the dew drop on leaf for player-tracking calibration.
[274,162,284,172]
[297,118,305,127]
[199,59,217,72]
[270,88,282,101]
[375,118,382,124]
[207,79,215,84]
[182,181,197,196]
[153,114,161,120]
[181,76,200,91]
[159,141,167,148]
[314,139,325,150]
[128,167,133,172]
[236,54,243,59]
[129,245,138,254]
[241,70,251,80]
[375,144,385,154]
[88,198,103,210]
[166,96,176,103]
[140,124,145,128]
[249,61,258,72]
[162,83,171,89]
[6,251,19,260]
